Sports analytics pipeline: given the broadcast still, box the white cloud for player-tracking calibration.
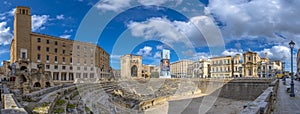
[0,22,13,45]
[156,45,164,50]
[0,8,15,21]
[96,0,183,12]
[137,46,152,56]
[64,29,73,33]
[208,0,300,44]
[222,49,243,57]
[32,15,49,32]
[127,17,200,47]
[56,14,64,20]
[8,8,16,16]
[59,35,71,39]
[96,0,132,12]
[154,51,161,58]
[257,45,290,61]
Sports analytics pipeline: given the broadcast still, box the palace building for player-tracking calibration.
[10,6,111,83]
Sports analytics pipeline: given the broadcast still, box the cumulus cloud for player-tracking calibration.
[56,14,64,20]
[156,45,164,50]
[127,17,211,48]
[207,0,300,44]
[222,49,243,57]
[32,15,49,31]
[154,51,161,58]
[96,0,183,12]
[257,45,290,61]
[59,35,71,39]
[137,46,152,56]
[0,8,15,21]
[96,0,132,12]
[0,22,13,45]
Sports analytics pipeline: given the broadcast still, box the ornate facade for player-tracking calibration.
[120,54,142,78]
[243,49,261,77]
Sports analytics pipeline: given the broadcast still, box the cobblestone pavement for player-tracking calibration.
[273,78,300,114]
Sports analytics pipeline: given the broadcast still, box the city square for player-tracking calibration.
[0,0,300,114]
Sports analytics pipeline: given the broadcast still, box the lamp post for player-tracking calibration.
[289,40,295,97]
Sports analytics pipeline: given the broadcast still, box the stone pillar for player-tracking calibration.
[66,72,69,80]
[58,72,61,81]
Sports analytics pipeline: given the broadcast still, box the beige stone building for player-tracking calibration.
[242,49,260,77]
[0,61,10,78]
[210,56,233,78]
[258,59,283,78]
[120,54,142,78]
[233,54,243,77]
[9,6,110,83]
[170,60,193,78]
[187,59,210,78]
[142,64,156,78]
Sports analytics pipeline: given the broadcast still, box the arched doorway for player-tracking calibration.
[45,82,51,87]
[131,65,138,77]
[20,75,27,83]
[33,82,41,87]
[20,66,27,71]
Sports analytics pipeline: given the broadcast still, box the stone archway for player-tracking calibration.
[20,66,27,71]
[45,82,51,87]
[33,82,41,87]
[20,75,27,83]
[131,65,138,77]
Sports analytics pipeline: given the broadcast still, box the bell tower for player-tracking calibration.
[12,6,32,63]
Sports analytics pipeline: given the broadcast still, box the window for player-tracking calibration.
[46,47,49,52]
[54,48,58,53]
[55,41,58,45]
[37,38,41,42]
[22,52,26,59]
[54,56,58,62]
[62,66,66,70]
[70,66,73,70]
[46,55,49,61]
[248,57,251,61]
[37,46,41,51]
[84,67,87,71]
[46,40,50,44]
[70,58,72,63]
[62,50,65,54]
[54,65,58,70]
[77,46,80,49]
[77,67,80,70]
[90,73,94,78]
[46,65,50,69]
[62,57,65,62]
[37,54,41,60]
[76,73,81,78]
[91,67,94,71]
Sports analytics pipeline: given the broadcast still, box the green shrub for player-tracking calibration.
[67,104,76,109]
[54,108,64,113]
[56,100,65,106]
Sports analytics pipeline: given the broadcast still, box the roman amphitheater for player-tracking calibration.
[2,76,276,114]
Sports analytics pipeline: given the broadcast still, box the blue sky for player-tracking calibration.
[1,0,300,71]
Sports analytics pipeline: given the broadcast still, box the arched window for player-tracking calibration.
[131,65,138,77]
[33,82,41,87]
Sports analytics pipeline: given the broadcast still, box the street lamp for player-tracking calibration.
[289,40,295,97]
